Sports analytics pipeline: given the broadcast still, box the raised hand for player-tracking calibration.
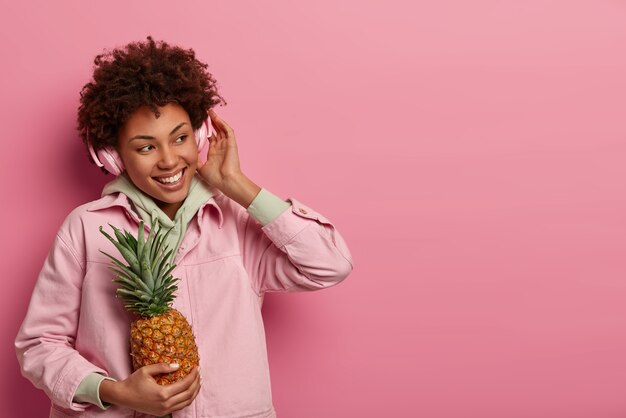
[196,108,262,208]
[197,108,243,191]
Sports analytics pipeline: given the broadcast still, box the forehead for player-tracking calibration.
[120,103,191,136]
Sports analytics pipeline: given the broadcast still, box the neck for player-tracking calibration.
[156,200,183,220]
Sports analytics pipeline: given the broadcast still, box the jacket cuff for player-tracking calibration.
[51,357,110,411]
[72,373,116,410]
[260,197,327,248]
[246,188,291,226]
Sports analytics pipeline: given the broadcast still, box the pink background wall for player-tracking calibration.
[2,1,626,416]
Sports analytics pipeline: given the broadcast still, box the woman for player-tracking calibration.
[15,36,353,417]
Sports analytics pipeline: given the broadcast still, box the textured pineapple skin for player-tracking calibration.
[129,308,200,385]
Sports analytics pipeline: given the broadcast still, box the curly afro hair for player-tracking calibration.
[77,36,226,170]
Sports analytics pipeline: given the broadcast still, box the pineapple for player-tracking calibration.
[99,219,199,385]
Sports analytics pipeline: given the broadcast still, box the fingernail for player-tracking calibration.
[170,363,180,369]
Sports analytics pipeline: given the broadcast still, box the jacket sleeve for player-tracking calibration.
[240,191,354,295]
[15,228,109,411]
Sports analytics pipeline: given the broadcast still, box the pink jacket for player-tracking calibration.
[15,189,353,418]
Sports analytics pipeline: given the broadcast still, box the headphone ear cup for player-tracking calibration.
[97,148,125,176]
[87,131,124,176]
[195,117,214,158]
[195,120,208,150]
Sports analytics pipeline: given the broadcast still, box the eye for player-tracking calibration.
[138,144,154,153]
[175,135,188,143]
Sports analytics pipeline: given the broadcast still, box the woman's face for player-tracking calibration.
[117,102,199,219]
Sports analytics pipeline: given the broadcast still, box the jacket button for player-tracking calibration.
[299,208,308,214]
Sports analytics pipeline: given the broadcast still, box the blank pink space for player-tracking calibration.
[2,1,626,417]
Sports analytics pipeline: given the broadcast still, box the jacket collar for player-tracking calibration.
[86,188,225,229]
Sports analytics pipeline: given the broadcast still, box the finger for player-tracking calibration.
[162,367,199,397]
[213,125,222,141]
[213,127,224,144]
[208,108,221,122]
[163,378,202,412]
[167,383,200,412]
[214,119,226,141]
[166,370,201,408]
[207,118,222,142]
[207,115,218,138]
[211,121,228,144]
[208,109,224,131]
[209,109,233,137]
[207,116,218,139]
[142,362,180,377]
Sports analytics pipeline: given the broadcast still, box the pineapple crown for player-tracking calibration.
[99,219,179,318]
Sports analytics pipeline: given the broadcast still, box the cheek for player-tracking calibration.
[183,146,199,166]
[124,155,153,180]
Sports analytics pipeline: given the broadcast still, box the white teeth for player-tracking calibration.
[156,170,183,184]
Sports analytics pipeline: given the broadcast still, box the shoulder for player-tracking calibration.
[63,194,126,224]
[58,194,131,247]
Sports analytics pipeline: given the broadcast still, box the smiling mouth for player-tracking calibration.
[153,168,186,185]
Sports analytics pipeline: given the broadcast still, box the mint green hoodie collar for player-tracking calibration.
[101,173,214,253]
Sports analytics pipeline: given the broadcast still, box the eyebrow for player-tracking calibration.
[129,122,187,142]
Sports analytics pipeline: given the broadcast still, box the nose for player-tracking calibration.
[157,144,178,169]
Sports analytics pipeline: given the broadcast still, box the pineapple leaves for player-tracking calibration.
[124,231,137,252]
[154,249,174,288]
[109,266,152,294]
[151,225,175,266]
[99,221,181,318]
[136,220,145,265]
[117,288,151,302]
[99,225,141,273]
[140,260,155,290]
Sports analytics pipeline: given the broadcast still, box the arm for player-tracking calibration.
[15,229,109,411]
[249,194,353,294]
[197,109,353,294]
[73,373,116,409]
[73,363,201,415]
[15,215,201,415]
[225,174,354,295]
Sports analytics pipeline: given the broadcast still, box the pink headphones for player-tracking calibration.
[87,117,215,176]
